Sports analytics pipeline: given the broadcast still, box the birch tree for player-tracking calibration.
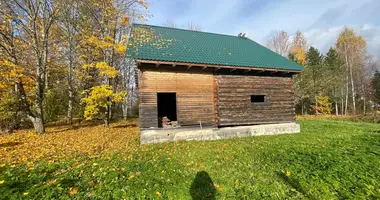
[336,26,366,115]
[266,30,290,57]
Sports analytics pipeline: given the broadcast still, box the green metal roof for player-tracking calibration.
[127,24,304,71]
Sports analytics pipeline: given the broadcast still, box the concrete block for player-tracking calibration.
[140,122,300,145]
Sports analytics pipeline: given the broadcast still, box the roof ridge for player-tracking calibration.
[132,23,245,39]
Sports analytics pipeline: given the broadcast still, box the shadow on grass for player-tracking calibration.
[190,171,216,200]
[276,171,315,200]
[112,123,138,128]
[47,120,107,134]
[0,142,23,148]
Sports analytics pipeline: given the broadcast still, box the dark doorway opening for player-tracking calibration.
[157,93,177,127]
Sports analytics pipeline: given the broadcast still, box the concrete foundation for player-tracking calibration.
[140,122,300,145]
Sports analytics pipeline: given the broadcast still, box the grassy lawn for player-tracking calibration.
[0,120,379,199]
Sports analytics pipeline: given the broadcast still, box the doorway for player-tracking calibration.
[157,93,177,127]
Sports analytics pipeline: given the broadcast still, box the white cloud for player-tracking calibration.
[303,24,380,56]
[147,0,380,57]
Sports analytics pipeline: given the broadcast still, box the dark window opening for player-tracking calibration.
[251,95,265,103]
[157,93,177,128]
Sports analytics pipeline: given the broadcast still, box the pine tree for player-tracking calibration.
[306,47,323,115]
[372,70,380,105]
[325,48,344,115]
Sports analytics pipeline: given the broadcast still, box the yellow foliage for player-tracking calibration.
[84,36,114,49]
[0,120,139,165]
[312,95,332,115]
[83,34,127,56]
[291,47,307,68]
[81,62,119,78]
[81,85,126,120]
[119,15,129,25]
[114,42,127,56]
[95,62,119,78]
[0,59,34,93]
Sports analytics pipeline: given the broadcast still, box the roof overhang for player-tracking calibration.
[136,59,302,74]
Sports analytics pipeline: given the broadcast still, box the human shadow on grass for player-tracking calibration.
[276,171,316,200]
[190,171,216,200]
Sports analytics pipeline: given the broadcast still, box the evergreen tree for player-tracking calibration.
[372,70,380,105]
[306,46,324,114]
[325,48,344,115]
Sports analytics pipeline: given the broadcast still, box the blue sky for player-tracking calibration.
[146,0,380,57]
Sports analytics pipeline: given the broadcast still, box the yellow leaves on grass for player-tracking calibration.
[286,170,291,177]
[69,187,78,195]
[214,183,223,191]
[156,191,162,198]
[0,120,139,165]
[47,179,57,185]
[0,180,4,184]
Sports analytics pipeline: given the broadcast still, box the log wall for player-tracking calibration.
[138,63,296,128]
[139,64,215,128]
[216,75,295,126]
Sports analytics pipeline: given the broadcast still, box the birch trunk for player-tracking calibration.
[67,31,74,125]
[349,60,356,115]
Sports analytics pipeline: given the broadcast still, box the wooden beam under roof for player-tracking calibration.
[136,59,301,73]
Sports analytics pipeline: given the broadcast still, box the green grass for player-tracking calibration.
[1,120,380,199]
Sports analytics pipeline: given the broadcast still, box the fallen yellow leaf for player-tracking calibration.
[69,187,78,195]
[286,170,291,177]
[156,191,162,198]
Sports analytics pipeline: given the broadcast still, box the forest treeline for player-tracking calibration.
[266,29,380,116]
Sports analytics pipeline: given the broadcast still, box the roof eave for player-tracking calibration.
[135,59,303,73]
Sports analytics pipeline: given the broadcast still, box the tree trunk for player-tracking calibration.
[315,96,318,115]
[363,93,366,115]
[67,85,73,124]
[122,101,128,120]
[349,62,356,115]
[341,89,344,115]
[29,116,45,134]
[67,35,74,125]
[335,101,338,115]
[104,105,110,128]
[345,74,349,115]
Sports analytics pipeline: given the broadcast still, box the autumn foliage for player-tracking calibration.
[0,120,139,165]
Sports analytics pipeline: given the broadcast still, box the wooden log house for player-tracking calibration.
[127,24,304,143]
